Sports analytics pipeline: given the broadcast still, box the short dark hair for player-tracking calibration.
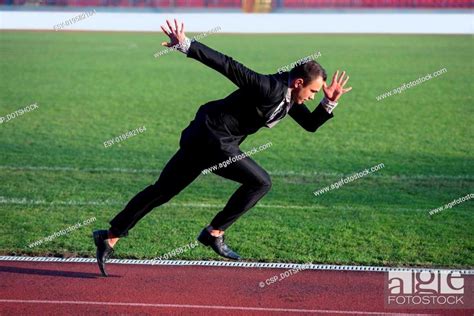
[289,60,327,86]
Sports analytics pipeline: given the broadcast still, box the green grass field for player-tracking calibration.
[0,31,472,268]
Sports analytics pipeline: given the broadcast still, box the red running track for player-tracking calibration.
[0,260,472,315]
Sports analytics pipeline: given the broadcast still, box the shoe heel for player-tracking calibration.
[93,231,100,247]
[197,229,212,246]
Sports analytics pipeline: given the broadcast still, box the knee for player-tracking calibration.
[253,172,272,194]
[262,177,272,193]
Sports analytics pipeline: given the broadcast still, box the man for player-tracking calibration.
[93,19,352,276]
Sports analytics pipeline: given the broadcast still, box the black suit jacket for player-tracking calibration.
[179,40,334,152]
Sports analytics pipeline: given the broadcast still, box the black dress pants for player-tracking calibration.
[109,143,271,237]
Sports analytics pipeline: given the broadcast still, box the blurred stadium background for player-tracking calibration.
[0,0,472,33]
[1,0,473,9]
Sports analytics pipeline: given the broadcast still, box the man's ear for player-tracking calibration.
[292,78,304,88]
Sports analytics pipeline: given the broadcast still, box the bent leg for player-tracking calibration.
[209,153,272,231]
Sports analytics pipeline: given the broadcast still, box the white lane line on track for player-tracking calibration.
[1,165,471,180]
[0,299,441,315]
[1,256,472,275]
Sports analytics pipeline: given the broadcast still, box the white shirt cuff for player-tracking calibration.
[175,37,192,55]
[321,97,338,114]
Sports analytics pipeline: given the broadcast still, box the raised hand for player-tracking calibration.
[323,70,352,102]
[160,19,186,49]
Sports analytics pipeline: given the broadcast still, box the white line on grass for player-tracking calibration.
[0,196,444,213]
[0,196,321,210]
[0,299,444,315]
[0,165,471,180]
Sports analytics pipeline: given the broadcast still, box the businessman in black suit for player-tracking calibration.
[93,19,352,276]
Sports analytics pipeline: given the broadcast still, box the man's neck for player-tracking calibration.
[288,76,295,103]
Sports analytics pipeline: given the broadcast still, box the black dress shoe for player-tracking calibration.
[93,230,114,277]
[197,228,241,261]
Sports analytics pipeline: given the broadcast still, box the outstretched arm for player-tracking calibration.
[160,19,272,99]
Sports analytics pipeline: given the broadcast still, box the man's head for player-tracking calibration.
[289,61,327,104]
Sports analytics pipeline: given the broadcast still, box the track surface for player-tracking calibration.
[0,260,472,315]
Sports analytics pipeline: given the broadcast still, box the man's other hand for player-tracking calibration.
[323,70,352,102]
[160,19,187,49]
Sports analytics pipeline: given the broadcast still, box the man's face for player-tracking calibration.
[291,76,325,104]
